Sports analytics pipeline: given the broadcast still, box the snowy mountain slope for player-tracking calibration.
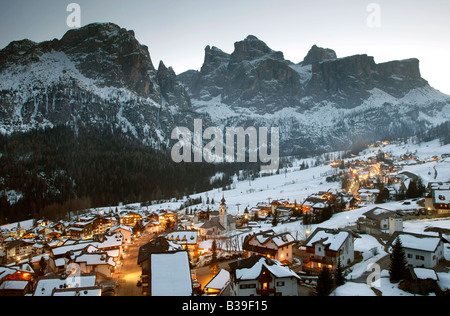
[131,138,450,220]
[0,23,193,148]
[1,23,449,156]
[179,37,450,155]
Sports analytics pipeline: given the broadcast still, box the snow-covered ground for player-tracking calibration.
[138,138,450,217]
[81,138,450,296]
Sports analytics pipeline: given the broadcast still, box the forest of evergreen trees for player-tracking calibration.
[416,121,450,145]
[0,126,237,224]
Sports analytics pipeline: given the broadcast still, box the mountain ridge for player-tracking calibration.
[0,23,194,149]
[1,22,449,156]
[178,35,450,154]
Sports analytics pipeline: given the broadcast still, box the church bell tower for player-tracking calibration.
[219,196,228,230]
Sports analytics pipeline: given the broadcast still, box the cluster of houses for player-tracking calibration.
[0,207,181,296]
[135,212,449,297]
[1,155,449,297]
[333,146,450,216]
[186,182,449,295]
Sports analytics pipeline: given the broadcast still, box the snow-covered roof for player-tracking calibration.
[34,274,97,296]
[389,232,445,253]
[0,267,20,280]
[364,207,400,220]
[0,219,35,232]
[0,280,29,290]
[150,251,192,296]
[438,272,450,291]
[204,269,230,291]
[305,228,352,252]
[52,286,102,296]
[51,233,123,257]
[110,224,133,233]
[248,230,295,249]
[75,253,115,267]
[231,256,300,281]
[412,268,438,281]
[433,190,450,204]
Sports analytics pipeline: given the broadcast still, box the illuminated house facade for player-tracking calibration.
[303,228,359,273]
[228,255,300,296]
[242,230,296,264]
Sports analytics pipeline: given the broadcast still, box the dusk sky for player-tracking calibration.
[0,0,449,94]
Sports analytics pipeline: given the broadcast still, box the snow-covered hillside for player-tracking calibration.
[112,137,450,295]
[141,138,450,216]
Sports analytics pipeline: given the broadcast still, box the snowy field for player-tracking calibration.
[138,138,450,217]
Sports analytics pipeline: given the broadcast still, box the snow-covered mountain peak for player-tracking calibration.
[1,23,449,156]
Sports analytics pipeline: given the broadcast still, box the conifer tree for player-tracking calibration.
[389,237,408,282]
[334,259,346,287]
[210,239,220,276]
[406,180,419,199]
[316,266,333,296]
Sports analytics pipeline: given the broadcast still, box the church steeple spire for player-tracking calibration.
[219,195,227,230]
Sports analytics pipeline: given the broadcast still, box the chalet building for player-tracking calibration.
[358,207,403,236]
[403,266,440,295]
[137,236,192,296]
[0,264,34,295]
[120,212,143,227]
[166,230,199,260]
[74,250,116,278]
[249,206,264,220]
[157,210,178,229]
[252,202,272,219]
[427,186,450,215]
[143,220,161,234]
[49,232,124,271]
[386,232,448,269]
[270,200,292,217]
[4,240,34,263]
[424,182,450,214]
[67,217,94,240]
[338,194,358,210]
[432,189,450,214]
[242,230,296,264]
[0,223,27,239]
[228,255,301,296]
[0,280,32,296]
[357,188,380,206]
[301,195,328,215]
[303,228,360,273]
[110,225,133,244]
[92,216,118,236]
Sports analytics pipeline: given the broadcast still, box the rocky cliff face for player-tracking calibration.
[302,44,337,65]
[0,23,192,148]
[180,35,305,113]
[307,54,429,108]
[179,36,450,154]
